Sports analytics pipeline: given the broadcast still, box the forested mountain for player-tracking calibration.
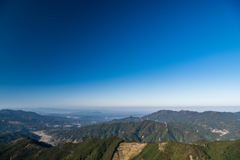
[2,109,240,145]
[0,136,122,160]
[143,110,240,126]
[109,110,240,126]
[108,110,240,141]
[0,109,240,159]
[0,109,79,133]
[0,109,142,134]
[0,131,40,146]
[0,136,239,160]
[144,110,240,140]
[0,109,68,122]
[47,120,220,146]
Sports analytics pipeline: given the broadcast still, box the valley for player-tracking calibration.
[32,130,53,145]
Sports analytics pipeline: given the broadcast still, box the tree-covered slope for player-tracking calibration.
[108,110,240,141]
[143,110,240,128]
[0,136,123,160]
[0,137,239,160]
[131,139,240,160]
[145,110,240,141]
[47,120,219,146]
[0,137,52,160]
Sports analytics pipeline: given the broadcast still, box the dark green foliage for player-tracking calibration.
[163,141,210,160]
[0,136,123,160]
[0,137,52,160]
[191,139,208,145]
[34,138,106,160]
[132,140,240,160]
[132,143,168,160]
[108,116,142,124]
[0,137,240,160]
[69,136,123,160]
[204,140,240,160]
[36,146,71,160]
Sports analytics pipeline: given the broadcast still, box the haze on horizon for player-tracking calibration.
[0,0,240,111]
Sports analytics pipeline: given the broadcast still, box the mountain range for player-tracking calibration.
[0,136,240,160]
[47,120,220,146]
[0,109,78,133]
[0,109,240,159]
[107,110,240,141]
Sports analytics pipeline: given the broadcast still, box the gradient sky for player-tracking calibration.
[0,0,240,110]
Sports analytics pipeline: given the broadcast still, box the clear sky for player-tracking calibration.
[0,0,240,111]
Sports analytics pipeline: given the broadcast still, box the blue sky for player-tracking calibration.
[0,0,240,111]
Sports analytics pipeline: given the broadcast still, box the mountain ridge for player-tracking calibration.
[106,109,240,141]
[0,136,240,160]
[47,120,219,146]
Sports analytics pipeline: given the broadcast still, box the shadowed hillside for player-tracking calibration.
[0,131,40,146]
